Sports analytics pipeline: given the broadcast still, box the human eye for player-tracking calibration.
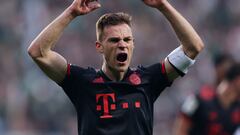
[109,38,120,43]
[124,37,133,43]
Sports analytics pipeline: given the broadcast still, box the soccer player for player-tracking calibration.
[27,0,204,134]
[174,62,240,135]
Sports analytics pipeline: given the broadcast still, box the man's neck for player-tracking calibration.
[102,65,127,81]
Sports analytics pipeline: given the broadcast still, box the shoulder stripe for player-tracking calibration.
[161,61,166,74]
[67,63,71,77]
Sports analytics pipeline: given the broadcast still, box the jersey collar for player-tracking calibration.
[99,68,132,82]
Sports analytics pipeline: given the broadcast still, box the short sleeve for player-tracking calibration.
[143,62,172,101]
[58,64,86,106]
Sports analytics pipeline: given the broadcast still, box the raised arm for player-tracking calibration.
[142,0,204,81]
[27,0,101,83]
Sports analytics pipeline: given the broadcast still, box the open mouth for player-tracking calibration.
[116,53,128,62]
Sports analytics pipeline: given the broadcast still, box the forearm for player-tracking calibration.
[28,7,76,58]
[158,1,204,59]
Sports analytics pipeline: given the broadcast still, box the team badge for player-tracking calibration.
[93,77,104,83]
[129,73,141,85]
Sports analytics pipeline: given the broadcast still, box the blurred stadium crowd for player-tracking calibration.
[0,0,239,134]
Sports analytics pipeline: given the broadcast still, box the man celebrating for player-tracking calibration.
[27,0,204,134]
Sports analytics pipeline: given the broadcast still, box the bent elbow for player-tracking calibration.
[194,40,204,54]
[27,46,33,57]
[27,43,41,59]
[184,40,204,59]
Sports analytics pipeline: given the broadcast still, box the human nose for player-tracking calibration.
[118,40,127,49]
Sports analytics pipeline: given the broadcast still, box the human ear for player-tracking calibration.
[96,41,103,53]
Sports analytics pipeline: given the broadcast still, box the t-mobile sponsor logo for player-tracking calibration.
[96,93,141,119]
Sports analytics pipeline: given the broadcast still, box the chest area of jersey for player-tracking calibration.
[201,101,240,122]
[84,83,151,120]
[199,101,240,134]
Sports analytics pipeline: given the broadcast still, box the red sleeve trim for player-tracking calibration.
[161,61,173,83]
[67,63,71,77]
[161,61,166,74]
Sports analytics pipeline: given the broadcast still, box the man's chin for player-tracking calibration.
[116,66,128,73]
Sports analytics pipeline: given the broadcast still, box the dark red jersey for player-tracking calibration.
[59,63,171,135]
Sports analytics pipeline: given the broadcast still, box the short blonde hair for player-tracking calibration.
[96,12,132,41]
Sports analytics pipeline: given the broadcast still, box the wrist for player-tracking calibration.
[156,0,169,11]
[66,6,79,19]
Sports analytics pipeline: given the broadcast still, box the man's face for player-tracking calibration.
[97,23,134,73]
